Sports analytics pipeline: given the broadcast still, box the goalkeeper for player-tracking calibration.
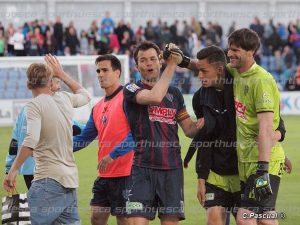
[164,43,290,225]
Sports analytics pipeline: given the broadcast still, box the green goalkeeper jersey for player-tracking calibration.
[226,63,285,163]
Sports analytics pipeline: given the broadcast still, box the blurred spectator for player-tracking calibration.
[33,27,44,55]
[6,23,15,56]
[108,31,120,54]
[65,27,79,55]
[0,21,4,33]
[289,25,300,64]
[79,30,89,55]
[250,16,264,39]
[115,19,129,44]
[43,30,57,54]
[120,31,132,54]
[144,20,155,42]
[191,17,201,38]
[228,21,236,36]
[101,11,114,35]
[54,16,64,54]
[12,26,25,56]
[206,22,219,46]
[0,29,4,56]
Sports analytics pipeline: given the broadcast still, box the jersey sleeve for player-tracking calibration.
[73,109,98,152]
[253,78,277,113]
[175,89,190,122]
[22,102,41,150]
[192,89,203,119]
[123,83,143,103]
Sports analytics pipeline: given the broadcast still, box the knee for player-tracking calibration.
[90,214,104,225]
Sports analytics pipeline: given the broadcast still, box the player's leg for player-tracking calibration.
[236,207,257,225]
[90,177,111,225]
[237,161,282,225]
[126,166,156,225]
[91,206,110,225]
[116,216,128,225]
[157,168,184,225]
[107,177,130,225]
[206,206,226,225]
[127,217,149,225]
[205,172,240,225]
[160,215,179,225]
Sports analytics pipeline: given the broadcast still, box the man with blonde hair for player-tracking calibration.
[3,54,91,225]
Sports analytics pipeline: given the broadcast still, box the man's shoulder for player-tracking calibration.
[124,82,142,93]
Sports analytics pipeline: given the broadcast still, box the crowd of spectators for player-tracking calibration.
[0,13,300,91]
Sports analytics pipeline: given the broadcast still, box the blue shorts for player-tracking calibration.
[28,178,81,225]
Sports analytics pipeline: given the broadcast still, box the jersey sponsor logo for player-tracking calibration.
[126,83,140,93]
[234,99,247,120]
[148,106,177,124]
[126,201,143,213]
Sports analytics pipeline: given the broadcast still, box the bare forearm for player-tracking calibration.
[151,63,177,99]
[10,146,33,173]
[59,72,82,93]
[258,126,273,162]
[187,59,199,73]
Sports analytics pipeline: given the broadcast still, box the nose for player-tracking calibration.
[198,71,203,80]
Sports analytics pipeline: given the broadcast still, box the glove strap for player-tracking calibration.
[178,56,190,68]
[257,161,269,174]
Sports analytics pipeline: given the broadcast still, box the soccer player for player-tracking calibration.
[3,54,91,225]
[4,77,83,190]
[226,28,285,225]
[184,46,240,225]
[73,54,134,225]
[164,44,290,225]
[123,41,201,225]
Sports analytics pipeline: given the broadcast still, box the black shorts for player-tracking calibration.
[204,183,240,211]
[90,176,128,216]
[125,166,185,220]
[240,174,280,213]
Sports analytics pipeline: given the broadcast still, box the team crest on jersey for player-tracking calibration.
[126,83,140,93]
[102,115,108,125]
[166,93,173,102]
[244,85,249,96]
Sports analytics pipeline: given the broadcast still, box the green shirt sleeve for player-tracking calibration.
[253,78,276,113]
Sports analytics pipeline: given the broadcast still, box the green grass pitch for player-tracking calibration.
[0,116,299,224]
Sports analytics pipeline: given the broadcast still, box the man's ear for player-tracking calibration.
[27,81,32,90]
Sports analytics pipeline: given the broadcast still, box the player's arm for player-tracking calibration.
[45,54,91,107]
[73,109,98,152]
[3,102,41,191]
[179,117,204,138]
[5,139,18,174]
[257,112,274,162]
[98,132,134,173]
[135,54,180,105]
[45,54,82,93]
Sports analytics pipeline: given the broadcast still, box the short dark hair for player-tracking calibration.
[196,45,227,64]
[95,54,122,74]
[27,63,53,89]
[228,28,260,55]
[133,41,160,65]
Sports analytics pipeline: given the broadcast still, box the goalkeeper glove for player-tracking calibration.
[253,161,273,201]
[163,44,190,68]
